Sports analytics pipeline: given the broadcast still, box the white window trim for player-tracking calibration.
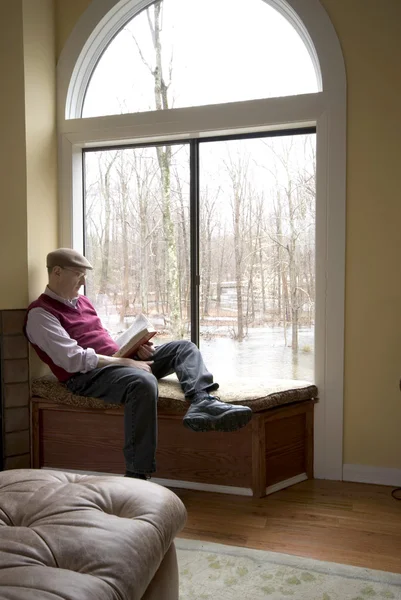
[57,0,346,481]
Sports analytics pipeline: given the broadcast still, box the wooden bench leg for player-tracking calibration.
[251,414,266,498]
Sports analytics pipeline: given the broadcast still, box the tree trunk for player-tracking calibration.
[139,187,148,313]
[203,229,212,316]
[98,153,117,295]
[286,181,299,351]
[216,229,226,313]
[149,2,180,335]
[281,267,289,347]
[234,188,244,341]
[274,192,285,332]
[258,235,266,317]
[202,199,214,317]
[176,175,190,321]
[119,161,130,323]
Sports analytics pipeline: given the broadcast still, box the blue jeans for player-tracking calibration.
[65,340,218,474]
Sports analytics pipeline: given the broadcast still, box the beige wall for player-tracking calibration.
[321,0,401,468]
[0,2,28,309]
[23,0,58,303]
[23,0,58,378]
[0,0,57,312]
[55,0,92,61]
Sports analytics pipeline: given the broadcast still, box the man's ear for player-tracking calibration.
[53,266,62,277]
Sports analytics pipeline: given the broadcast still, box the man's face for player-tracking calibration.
[53,266,87,299]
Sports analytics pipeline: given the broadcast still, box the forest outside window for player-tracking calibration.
[84,129,316,381]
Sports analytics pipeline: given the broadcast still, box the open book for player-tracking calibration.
[113,313,156,358]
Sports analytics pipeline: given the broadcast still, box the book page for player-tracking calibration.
[115,313,153,350]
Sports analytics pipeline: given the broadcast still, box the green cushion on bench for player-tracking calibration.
[32,374,318,414]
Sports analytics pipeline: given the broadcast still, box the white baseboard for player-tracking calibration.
[152,478,253,496]
[343,464,401,487]
[130,473,308,497]
[265,473,308,495]
[42,468,253,495]
[42,468,307,496]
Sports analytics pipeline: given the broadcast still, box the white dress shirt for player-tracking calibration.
[25,287,99,373]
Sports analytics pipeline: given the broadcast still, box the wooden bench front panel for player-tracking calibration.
[156,415,253,487]
[32,399,314,496]
[35,404,253,486]
[38,406,125,473]
[265,413,307,486]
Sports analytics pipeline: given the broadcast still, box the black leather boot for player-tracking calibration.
[183,395,252,432]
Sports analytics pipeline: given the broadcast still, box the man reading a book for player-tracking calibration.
[25,248,252,479]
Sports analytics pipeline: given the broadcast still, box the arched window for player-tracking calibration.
[82,0,319,118]
[58,0,346,482]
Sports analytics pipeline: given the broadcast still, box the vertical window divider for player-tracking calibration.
[190,140,200,346]
[82,149,88,296]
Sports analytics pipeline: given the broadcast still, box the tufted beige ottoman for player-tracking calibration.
[0,469,187,600]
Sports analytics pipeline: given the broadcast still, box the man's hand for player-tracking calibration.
[136,341,155,361]
[127,359,154,372]
[117,357,154,372]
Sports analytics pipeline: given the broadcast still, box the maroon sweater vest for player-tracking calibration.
[25,294,119,382]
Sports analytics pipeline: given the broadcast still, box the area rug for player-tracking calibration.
[176,538,401,599]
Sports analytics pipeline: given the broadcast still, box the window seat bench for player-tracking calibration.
[31,375,318,498]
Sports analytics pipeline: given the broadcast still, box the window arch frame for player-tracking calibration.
[61,0,325,120]
[57,0,346,483]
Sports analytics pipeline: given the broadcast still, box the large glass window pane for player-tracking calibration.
[199,133,316,381]
[84,144,191,343]
[82,0,318,118]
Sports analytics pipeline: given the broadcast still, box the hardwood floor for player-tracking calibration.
[174,479,401,573]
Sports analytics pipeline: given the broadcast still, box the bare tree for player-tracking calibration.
[214,220,227,314]
[115,151,135,322]
[261,137,316,349]
[174,165,190,321]
[129,1,181,335]
[98,152,118,295]
[225,151,251,341]
[200,188,219,317]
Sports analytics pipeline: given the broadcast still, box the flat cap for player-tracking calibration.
[46,248,93,270]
